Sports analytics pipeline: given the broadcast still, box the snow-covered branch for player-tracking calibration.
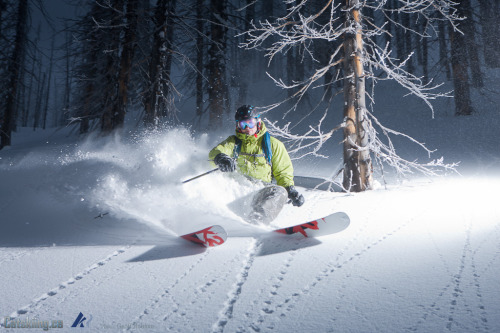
[265,115,345,159]
[365,110,459,182]
[366,41,453,117]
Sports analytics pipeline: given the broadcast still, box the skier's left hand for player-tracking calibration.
[214,153,236,172]
[286,186,305,207]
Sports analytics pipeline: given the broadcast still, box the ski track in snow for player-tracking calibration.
[420,216,496,333]
[211,238,260,333]
[414,209,498,332]
[256,211,420,328]
[6,238,141,319]
[50,250,143,318]
[474,220,500,278]
[10,247,128,318]
[249,250,297,332]
[127,250,212,330]
[0,248,45,265]
[128,238,259,331]
[234,197,381,332]
[445,222,475,331]
[340,206,497,333]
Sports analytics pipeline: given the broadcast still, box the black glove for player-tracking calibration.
[214,153,236,172]
[286,186,305,207]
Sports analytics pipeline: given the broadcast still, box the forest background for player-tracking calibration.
[0,0,499,189]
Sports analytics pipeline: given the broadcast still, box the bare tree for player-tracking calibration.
[342,1,372,191]
[242,0,459,191]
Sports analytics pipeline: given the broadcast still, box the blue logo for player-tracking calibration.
[71,312,92,329]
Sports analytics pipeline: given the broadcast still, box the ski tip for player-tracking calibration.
[180,225,228,247]
[273,211,350,238]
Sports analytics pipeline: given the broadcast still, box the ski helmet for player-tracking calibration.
[235,105,258,121]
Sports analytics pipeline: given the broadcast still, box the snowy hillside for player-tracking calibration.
[1,98,499,333]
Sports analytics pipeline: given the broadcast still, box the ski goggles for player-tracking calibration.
[236,117,259,130]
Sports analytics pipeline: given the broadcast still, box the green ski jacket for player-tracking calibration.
[209,122,295,188]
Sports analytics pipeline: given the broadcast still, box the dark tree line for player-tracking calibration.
[0,0,499,150]
[0,0,28,149]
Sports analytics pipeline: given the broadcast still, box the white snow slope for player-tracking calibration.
[1,102,500,332]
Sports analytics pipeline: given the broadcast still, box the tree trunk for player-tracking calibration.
[62,24,72,126]
[43,38,55,130]
[144,0,167,128]
[1,0,27,149]
[312,0,337,100]
[342,0,373,192]
[393,1,404,61]
[479,0,500,68]
[161,0,176,119]
[33,70,45,130]
[113,0,139,129]
[449,24,474,116]
[402,12,414,73]
[23,57,35,127]
[438,19,451,80]
[207,0,228,129]
[422,20,429,84]
[237,0,254,106]
[286,0,296,99]
[101,0,122,133]
[195,0,204,117]
[78,6,99,134]
[460,0,483,87]
[143,0,176,128]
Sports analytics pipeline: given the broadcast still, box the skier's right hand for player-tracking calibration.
[214,153,236,172]
[286,186,305,207]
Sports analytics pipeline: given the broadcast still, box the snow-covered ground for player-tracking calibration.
[1,99,499,333]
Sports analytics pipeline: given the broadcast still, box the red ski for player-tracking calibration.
[180,225,227,247]
[274,212,350,238]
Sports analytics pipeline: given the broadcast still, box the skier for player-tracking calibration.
[209,105,305,223]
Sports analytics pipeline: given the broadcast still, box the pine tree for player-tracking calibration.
[100,0,123,133]
[207,0,229,129]
[73,2,111,134]
[460,0,482,88]
[195,0,205,118]
[113,0,139,129]
[449,19,474,115]
[143,0,177,128]
[479,0,500,68]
